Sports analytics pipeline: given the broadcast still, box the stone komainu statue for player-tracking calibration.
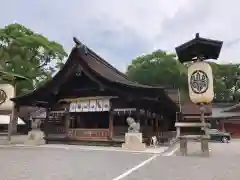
[126,117,140,133]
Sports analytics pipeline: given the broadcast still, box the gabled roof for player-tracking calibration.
[11,37,179,111]
[175,33,223,63]
[77,40,164,90]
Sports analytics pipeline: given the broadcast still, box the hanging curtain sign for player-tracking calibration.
[102,99,110,111]
[188,61,214,104]
[96,99,103,111]
[82,100,90,112]
[75,102,83,112]
[69,102,77,112]
[70,98,110,112]
[89,100,97,112]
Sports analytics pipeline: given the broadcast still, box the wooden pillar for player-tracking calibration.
[109,112,114,139]
[144,116,148,126]
[151,118,154,136]
[77,115,81,128]
[155,118,158,135]
[136,108,140,122]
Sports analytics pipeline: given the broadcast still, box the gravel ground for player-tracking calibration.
[0,140,240,180]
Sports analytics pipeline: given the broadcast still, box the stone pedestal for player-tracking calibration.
[24,129,45,146]
[122,133,146,151]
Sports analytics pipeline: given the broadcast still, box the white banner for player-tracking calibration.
[89,100,97,112]
[82,100,90,112]
[69,99,110,112]
[69,102,77,112]
[96,99,103,111]
[75,102,82,112]
[102,99,110,111]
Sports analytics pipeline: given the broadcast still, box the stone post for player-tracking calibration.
[180,137,187,156]
[201,136,210,157]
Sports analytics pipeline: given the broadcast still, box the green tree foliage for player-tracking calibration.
[127,50,240,103]
[127,50,187,89]
[210,62,240,102]
[0,23,67,94]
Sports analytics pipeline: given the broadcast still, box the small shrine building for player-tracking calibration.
[11,38,180,144]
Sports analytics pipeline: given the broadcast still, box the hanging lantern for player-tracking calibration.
[0,84,14,110]
[188,61,214,104]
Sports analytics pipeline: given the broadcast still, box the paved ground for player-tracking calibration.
[0,135,27,145]
[128,140,240,180]
[0,140,240,180]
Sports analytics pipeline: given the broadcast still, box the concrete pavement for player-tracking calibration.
[0,139,240,180]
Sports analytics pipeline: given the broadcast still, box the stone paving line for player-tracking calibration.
[0,143,178,155]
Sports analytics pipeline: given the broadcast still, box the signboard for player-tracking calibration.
[188,61,214,104]
[31,110,66,119]
[69,98,110,112]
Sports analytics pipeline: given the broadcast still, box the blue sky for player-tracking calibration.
[1,0,240,72]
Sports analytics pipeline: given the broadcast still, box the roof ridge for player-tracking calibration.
[73,37,130,80]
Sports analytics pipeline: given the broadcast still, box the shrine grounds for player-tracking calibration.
[0,140,240,180]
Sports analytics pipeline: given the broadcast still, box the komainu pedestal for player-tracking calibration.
[122,133,146,151]
[24,120,45,146]
[24,129,45,146]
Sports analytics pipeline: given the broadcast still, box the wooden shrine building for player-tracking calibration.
[11,38,179,144]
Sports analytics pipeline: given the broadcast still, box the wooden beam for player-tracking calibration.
[175,122,211,127]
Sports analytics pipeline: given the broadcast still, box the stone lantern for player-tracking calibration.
[175,33,223,156]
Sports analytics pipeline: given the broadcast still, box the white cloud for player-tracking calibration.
[1,0,240,71]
